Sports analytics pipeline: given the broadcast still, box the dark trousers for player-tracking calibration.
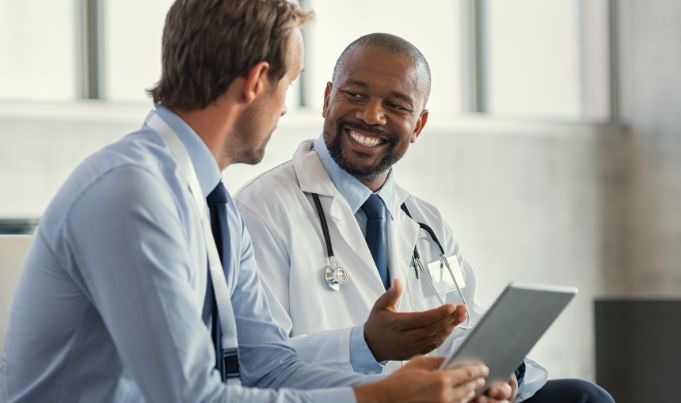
[524,379,615,403]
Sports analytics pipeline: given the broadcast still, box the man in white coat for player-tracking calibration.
[235,33,614,403]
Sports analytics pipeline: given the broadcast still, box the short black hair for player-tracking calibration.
[332,32,431,108]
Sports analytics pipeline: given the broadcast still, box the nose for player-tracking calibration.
[280,103,287,117]
[356,100,386,126]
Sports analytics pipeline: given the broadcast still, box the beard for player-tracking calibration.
[231,104,272,165]
[326,119,401,179]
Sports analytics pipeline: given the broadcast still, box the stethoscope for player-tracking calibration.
[311,193,473,329]
[312,193,350,291]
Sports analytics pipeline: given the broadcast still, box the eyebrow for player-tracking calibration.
[342,79,416,107]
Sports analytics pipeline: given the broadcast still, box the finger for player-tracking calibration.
[391,279,403,301]
[485,382,512,399]
[371,279,403,312]
[449,378,484,402]
[403,354,445,370]
[472,395,487,403]
[402,320,459,353]
[397,317,463,358]
[402,310,463,342]
[432,305,468,331]
[389,304,461,330]
[475,395,510,403]
[445,363,489,386]
[453,304,469,324]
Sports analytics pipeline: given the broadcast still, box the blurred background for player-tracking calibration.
[1,1,679,401]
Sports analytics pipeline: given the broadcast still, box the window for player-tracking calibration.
[485,0,581,118]
[483,0,610,120]
[304,0,465,115]
[0,1,77,101]
[0,0,612,121]
[102,0,173,103]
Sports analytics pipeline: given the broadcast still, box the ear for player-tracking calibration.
[411,109,429,143]
[322,82,332,118]
[242,61,271,103]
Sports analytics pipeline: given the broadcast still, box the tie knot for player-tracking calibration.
[361,194,385,220]
[207,181,229,205]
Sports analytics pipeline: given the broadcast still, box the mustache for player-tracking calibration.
[337,119,391,139]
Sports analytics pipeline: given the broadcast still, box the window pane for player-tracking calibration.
[102,0,173,103]
[485,0,584,119]
[305,0,464,114]
[0,1,77,100]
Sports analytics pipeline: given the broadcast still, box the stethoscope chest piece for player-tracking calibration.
[324,260,348,291]
[311,193,349,291]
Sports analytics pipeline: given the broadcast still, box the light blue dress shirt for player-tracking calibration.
[313,136,398,375]
[0,108,367,403]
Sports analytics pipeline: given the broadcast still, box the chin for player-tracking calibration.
[247,148,267,165]
[239,155,263,166]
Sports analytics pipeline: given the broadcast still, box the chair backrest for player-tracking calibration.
[0,235,32,349]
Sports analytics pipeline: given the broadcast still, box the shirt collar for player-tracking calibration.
[313,135,398,219]
[155,106,222,198]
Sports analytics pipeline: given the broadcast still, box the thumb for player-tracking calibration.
[372,279,403,312]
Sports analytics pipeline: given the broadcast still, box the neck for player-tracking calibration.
[358,171,389,192]
[172,101,235,171]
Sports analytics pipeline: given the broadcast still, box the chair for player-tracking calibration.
[0,235,32,349]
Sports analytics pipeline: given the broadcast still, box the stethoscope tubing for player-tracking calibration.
[312,193,335,258]
[401,204,472,329]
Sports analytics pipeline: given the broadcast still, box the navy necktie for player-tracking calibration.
[205,181,231,381]
[362,194,390,289]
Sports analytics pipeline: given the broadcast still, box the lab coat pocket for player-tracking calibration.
[423,255,466,299]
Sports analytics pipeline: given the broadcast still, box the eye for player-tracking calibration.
[386,102,411,112]
[344,91,365,100]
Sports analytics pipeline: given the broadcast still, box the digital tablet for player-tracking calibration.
[440,282,577,393]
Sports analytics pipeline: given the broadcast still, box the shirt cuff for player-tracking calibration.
[349,324,384,374]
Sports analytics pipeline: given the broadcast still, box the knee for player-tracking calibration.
[567,379,615,403]
[533,379,615,403]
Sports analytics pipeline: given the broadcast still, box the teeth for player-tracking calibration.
[348,130,381,147]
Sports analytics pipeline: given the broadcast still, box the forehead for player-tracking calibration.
[335,44,425,102]
[286,28,304,75]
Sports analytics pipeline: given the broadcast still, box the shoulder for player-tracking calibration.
[41,129,183,234]
[235,159,300,211]
[398,185,458,244]
[400,186,447,224]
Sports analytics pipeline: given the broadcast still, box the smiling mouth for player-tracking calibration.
[345,128,386,148]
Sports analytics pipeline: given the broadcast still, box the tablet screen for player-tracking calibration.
[441,282,577,392]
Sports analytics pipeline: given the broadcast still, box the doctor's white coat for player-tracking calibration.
[235,140,546,400]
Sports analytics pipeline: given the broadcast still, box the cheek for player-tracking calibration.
[396,123,416,143]
[322,116,336,137]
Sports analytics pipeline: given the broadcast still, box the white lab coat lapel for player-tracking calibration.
[292,142,393,299]
[389,186,420,312]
